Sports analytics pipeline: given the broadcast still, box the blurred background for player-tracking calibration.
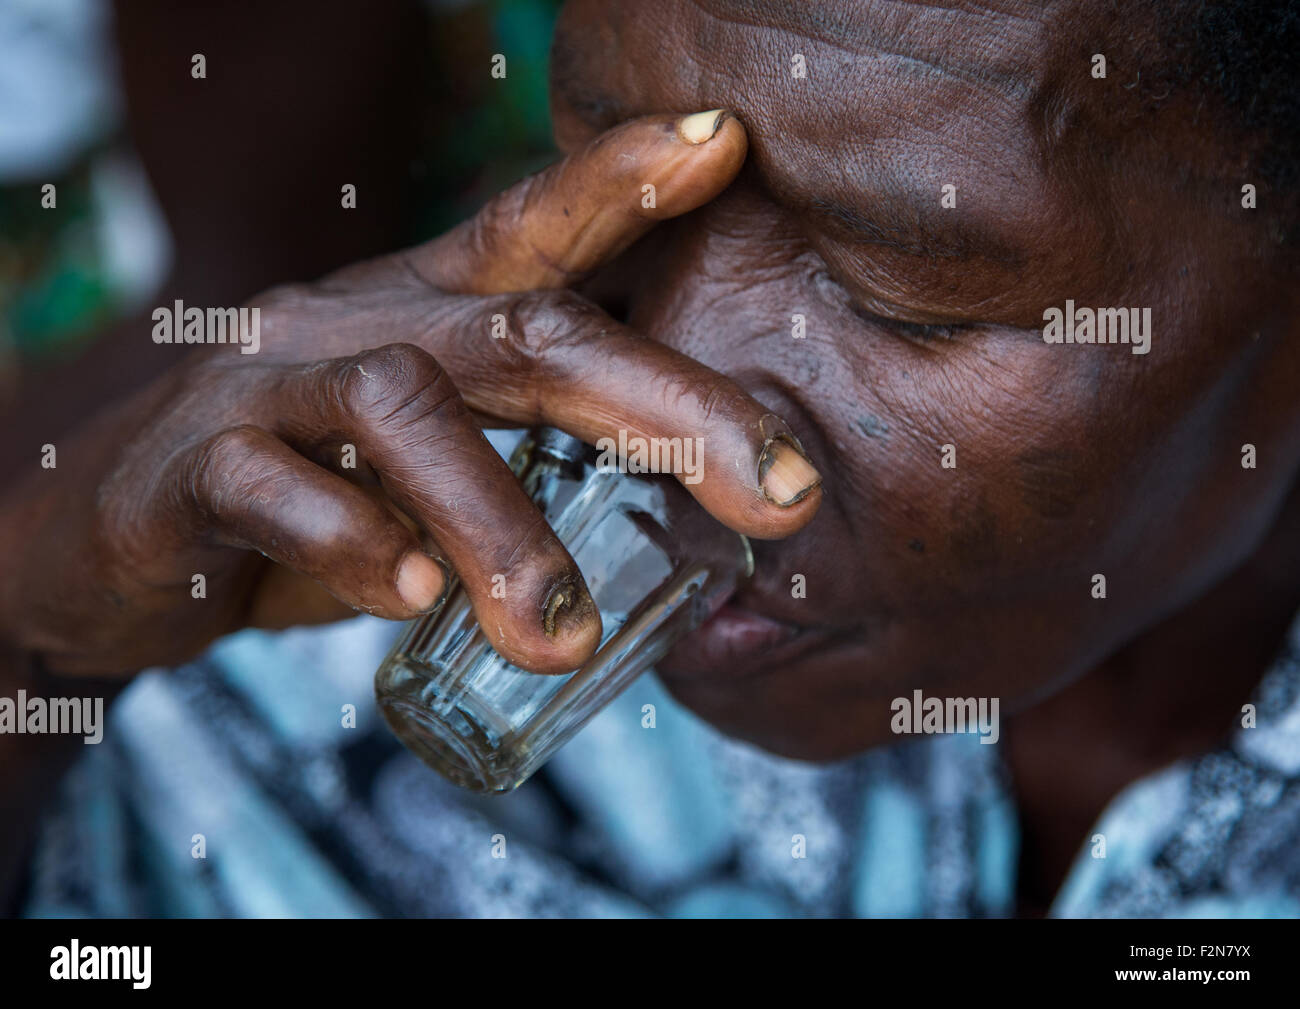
[0,0,563,469]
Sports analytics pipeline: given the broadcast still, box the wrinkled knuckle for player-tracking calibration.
[341,343,438,412]
[197,424,266,478]
[497,289,606,363]
[342,343,461,432]
[471,184,526,253]
[187,425,270,514]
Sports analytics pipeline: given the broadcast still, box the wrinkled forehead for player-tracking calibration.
[553,0,1177,313]
[551,0,1116,168]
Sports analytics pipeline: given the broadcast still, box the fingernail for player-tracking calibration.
[677,109,726,145]
[759,439,822,507]
[397,552,447,612]
[541,574,597,638]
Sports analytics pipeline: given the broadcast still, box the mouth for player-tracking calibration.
[659,597,818,682]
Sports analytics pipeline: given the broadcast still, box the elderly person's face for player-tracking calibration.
[550,0,1300,758]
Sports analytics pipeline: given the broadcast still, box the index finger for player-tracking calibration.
[428,290,824,541]
[416,110,748,294]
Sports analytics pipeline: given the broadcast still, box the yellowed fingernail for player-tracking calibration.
[677,109,726,145]
[541,574,598,639]
[760,440,821,506]
[397,552,446,612]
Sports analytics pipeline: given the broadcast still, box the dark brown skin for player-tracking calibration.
[3,0,1298,914]
[547,0,1300,910]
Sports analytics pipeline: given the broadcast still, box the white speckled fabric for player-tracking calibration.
[20,610,1300,918]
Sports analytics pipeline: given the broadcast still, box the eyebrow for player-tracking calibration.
[804,192,1029,269]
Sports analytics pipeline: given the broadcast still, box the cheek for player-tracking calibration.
[633,256,1122,584]
[863,343,1116,575]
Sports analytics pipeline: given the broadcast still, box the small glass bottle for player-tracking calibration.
[373,427,753,793]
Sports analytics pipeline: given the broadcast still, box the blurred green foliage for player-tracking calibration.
[410,0,565,239]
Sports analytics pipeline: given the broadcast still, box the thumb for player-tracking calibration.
[418,110,747,295]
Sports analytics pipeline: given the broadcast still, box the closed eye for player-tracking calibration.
[848,303,974,345]
[809,260,977,346]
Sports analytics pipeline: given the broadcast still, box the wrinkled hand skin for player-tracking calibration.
[553,0,1300,758]
[0,112,822,681]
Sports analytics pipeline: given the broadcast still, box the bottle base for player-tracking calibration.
[376,696,521,794]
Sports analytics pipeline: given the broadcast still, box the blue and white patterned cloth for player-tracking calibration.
[20,603,1300,918]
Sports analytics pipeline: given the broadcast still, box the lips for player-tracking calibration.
[659,598,813,681]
